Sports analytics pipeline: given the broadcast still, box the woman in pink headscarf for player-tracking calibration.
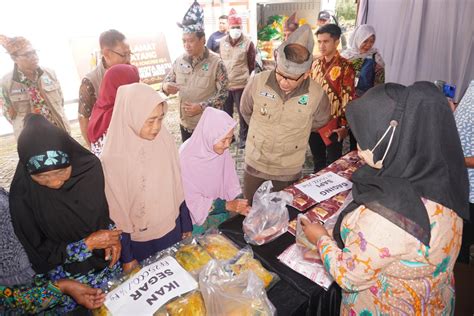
[180,107,249,234]
[87,64,139,156]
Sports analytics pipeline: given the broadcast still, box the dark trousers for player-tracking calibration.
[308,132,343,173]
[458,202,474,264]
[243,170,296,204]
[349,129,357,151]
[180,125,193,142]
[224,89,248,144]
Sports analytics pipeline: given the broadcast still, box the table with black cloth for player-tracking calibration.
[219,152,363,315]
[219,208,341,316]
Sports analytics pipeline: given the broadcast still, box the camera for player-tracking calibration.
[434,80,456,99]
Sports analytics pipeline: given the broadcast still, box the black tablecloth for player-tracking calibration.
[219,207,341,316]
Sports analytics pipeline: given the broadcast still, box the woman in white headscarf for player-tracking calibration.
[341,24,385,98]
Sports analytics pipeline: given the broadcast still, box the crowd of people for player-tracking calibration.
[0,2,472,315]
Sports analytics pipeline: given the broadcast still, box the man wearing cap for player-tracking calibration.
[317,10,332,27]
[220,8,256,148]
[240,25,331,202]
[206,15,228,53]
[313,11,346,57]
[78,29,131,147]
[162,1,229,142]
[309,24,355,172]
[0,35,70,140]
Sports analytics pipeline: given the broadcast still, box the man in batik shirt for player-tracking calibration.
[310,23,355,172]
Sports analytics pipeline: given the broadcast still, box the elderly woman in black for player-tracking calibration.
[8,114,122,313]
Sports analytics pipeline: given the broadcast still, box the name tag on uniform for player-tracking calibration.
[11,88,26,94]
[259,91,275,99]
[179,63,192,74]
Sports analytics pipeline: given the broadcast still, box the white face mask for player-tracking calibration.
[358,120,398,169]
[229,28,242,40]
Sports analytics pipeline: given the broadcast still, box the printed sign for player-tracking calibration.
[70,33,172,89]
[129,34,172,86]
[295,171,352,203]
[104,256,198,315]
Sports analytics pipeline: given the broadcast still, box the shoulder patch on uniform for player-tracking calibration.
[298,95,309,105]
[42,76,53,85]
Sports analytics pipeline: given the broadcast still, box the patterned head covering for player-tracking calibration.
[0,35,32,56]
[178,1,205,33]
[228,8,242,26]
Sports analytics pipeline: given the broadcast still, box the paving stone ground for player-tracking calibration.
[0,100,316,190]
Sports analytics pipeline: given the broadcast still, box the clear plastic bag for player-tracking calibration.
[199,259,276,316]
[243,181,293,245]
[229,246,279,289]
[197,230,240,260]
[153,291,206,316]
[168,237,212,276]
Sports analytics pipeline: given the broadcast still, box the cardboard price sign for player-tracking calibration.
[295,172,352,203]
[104,256,197,315]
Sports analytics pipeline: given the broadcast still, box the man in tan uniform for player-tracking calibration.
[220,8,256,148]
[0,35,70,140]
[240,25,331,202]
[162,1,228,142]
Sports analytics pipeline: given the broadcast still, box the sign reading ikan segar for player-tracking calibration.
[104,256,197,315]
[295,172,352,203]
[129,34,172,86]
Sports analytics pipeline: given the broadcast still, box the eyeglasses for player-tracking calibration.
[15,50,38,58]
[110,49,133,58]
[275,68,305,83]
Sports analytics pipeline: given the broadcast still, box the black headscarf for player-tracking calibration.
[334,82,470,248]
[9,114,112,274]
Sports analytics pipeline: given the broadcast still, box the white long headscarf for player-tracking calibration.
[342,24,384,66]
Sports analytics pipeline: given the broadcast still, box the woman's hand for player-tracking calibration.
[56,279,106,309]
[84,229,122,252]
[300,218,329,245]
[122,259,140,274]
[104,244,121,268]
[226,199,251,215]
